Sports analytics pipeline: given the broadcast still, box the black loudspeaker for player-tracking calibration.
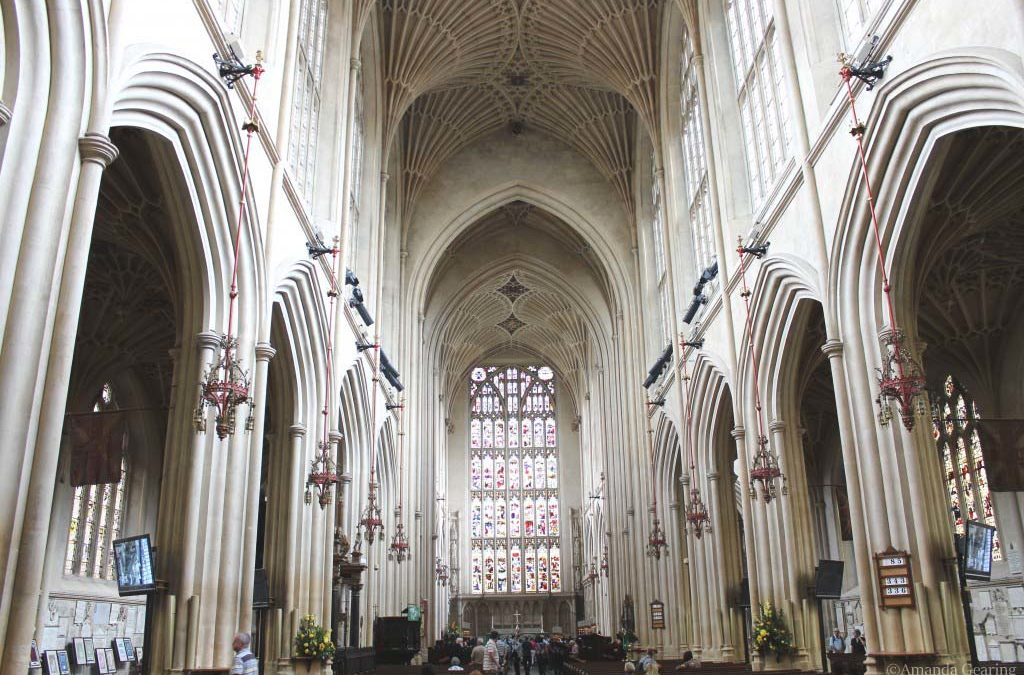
[736,578,750,608]
[814,560,844,599]
[253,568,272,608]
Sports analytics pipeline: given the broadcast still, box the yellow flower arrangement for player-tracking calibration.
[294,614,336,661]
[750,603,793,659]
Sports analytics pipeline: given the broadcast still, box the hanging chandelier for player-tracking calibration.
[435,557,450,586]
[194,336,253,439]
[600,545,609,576]
[360,479,384,545]
[306,238,341,509]
[839,52,927,431]
[736,237,787,503]
[646,508,668,559]
[388,506,411,563]
[680,345,712,538]
[305,439,339,507]
[194,52,264,440]
[360,339,385,544]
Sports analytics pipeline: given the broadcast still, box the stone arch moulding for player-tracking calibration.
[829,48,1024,335]
[272,260,332,425]
[688,352,734,477]
[110,50,269,336]
[407,182,635,320]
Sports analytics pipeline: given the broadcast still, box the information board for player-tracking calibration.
[874,547,914,608]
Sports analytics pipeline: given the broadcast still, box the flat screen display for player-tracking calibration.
[963,520,996,580]
[112,534,156,595]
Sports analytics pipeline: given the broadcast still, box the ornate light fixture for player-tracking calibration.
[388,398,410,563]
[388,506,410,563]
[306,238,341,509]
[736,238,787,503]
[600,545,609,577]
[680,342,712,538]
[360,338,385,544]
[194,52,264,440]
[644,396,668,560]
[839,50,927,431]
[435,557,450,586]
[646,507,668,559]
[305,439,339,508]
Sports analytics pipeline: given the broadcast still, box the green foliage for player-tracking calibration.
[294,614,336,661]
[751,603,793,658]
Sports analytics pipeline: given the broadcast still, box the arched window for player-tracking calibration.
[469,366,563,594]
[679,27,716,285]
[288,0,328,205]
[724,0,793,210]
[933,376,1001,561]
[64,383,129,580]
[650,155,671,344]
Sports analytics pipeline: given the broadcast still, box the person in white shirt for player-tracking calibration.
[449,657,466,672]
[483,632,501,675]
[230,632,259,675]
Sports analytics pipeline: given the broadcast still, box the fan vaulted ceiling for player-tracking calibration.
[365,0,667,221]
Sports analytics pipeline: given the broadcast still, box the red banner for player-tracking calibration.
[67,413,127,486]
[974,419,1024,492]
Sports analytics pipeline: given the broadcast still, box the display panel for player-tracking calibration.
[964,520,996,580]
[112,534,156,595]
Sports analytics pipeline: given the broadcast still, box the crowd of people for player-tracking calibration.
[435,632,581,675]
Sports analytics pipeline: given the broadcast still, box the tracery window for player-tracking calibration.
[349,69,365,263]
[215,0,245,34]
[470,366,562,594]
[837,0,884,48]
[64,383,128,580]
[933,376,1001,561]
[725,0,792,210]
[679,28,716,285]
[288,0,328,206]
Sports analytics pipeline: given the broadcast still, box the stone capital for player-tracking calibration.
[195,330,223,352]
[768,419,786,433]
[707,471,720,482]
[288,424,307,439]
[730,425,745,440]
[78,132,119,168]
[0,101,11,127]
[255,341,277,362]
[340,472,353,485]
[330,431,344,444]
[350,57,362,73]
[821,338,844,359]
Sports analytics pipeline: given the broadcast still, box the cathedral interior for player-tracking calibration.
[1,1,1024,674]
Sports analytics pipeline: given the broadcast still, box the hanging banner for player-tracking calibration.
[67,413,127,486]
[974,419,1024,492]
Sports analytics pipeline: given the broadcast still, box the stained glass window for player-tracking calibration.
[469,366,563,594]
[64,383,129,580]
[932,376,1001,561]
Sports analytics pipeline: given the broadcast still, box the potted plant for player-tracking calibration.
[751,602,793,661]
[294,614,336,670]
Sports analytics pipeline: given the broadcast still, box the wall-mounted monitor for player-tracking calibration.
[112,534,156,595]
[963,520,996,581]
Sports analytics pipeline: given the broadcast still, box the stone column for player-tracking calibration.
[0,102,11,127]
[0,133,118,673]
[820,339,880,671]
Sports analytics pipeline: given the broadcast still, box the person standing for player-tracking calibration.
[536,638,548,675]
[484,632,502,675]
[230,633,259,675]
[850,629,866,655]
[472,638,486,671]
[828,629,846,654]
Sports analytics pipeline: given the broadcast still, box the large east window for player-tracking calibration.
[725,0,792,210]
[469,366,562,594]
[64,383,128,580]
[933,376,1001,561]
[288,0,328,205]
[679,28,716,283]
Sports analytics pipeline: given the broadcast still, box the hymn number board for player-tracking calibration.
[874,547,914,608]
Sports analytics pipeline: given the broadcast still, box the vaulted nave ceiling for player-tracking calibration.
[425,202,610,405]
[366,0,666,222]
